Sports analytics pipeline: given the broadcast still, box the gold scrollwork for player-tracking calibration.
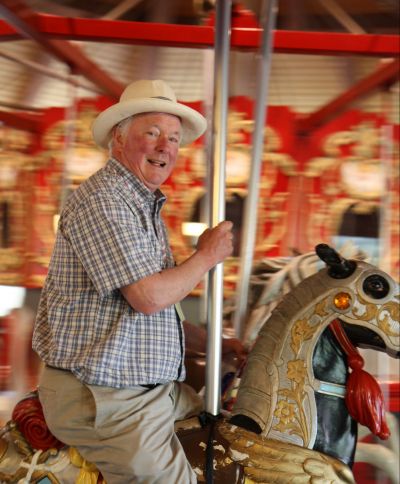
[353,293,400,337]
[274,358,310,444]
[0,188,24,282]
[0,248,22,270]
[273,306,326,444]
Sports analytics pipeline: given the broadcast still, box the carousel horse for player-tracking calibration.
[0,244,398,483]
[223,245,400,483]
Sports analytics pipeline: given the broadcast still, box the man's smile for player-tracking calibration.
[147,158,166,168]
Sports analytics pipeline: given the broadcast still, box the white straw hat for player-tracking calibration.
[92,79,207,148]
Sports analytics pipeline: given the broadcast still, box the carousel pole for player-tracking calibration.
[233,0,279,339]
[205,0,232,416]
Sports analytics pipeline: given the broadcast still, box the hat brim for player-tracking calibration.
[92,98,207,148]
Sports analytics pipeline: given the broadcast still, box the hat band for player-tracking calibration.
[151,96,173,101]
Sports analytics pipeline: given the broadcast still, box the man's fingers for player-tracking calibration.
[217,220,233,232]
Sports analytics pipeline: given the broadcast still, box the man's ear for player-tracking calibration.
[111,125,124,150]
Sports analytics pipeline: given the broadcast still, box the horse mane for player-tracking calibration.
[236,244,367,348]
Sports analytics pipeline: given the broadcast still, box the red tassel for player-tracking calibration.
[329,320,390,440]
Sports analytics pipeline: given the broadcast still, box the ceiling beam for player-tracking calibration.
[0,109,42,132]
[0,0,124,99]
[296,59,400,133]
[0,14,398,57]
[315,0,367,34]
[102,0,145,20]
[0,49,101,93]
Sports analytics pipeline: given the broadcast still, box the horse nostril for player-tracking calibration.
[362,274,390,299]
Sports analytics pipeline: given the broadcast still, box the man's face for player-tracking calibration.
[113,112,182,192]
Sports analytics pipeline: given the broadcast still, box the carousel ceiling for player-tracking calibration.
[20,0,400,33]
[0,0,398,132]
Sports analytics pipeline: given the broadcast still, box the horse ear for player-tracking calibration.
[315,244,356,279]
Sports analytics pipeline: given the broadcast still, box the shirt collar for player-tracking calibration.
[107,157,167,207]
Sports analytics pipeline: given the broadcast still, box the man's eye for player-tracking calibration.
[169,136,179,144]
[147,130,159,137]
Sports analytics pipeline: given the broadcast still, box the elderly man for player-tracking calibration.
[32,80,236,483]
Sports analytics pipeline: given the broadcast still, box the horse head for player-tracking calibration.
[229,244,399,472]
[314,243,399,359]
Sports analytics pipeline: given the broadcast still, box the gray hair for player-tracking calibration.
[108,113,183,154]
[108,116,134,154]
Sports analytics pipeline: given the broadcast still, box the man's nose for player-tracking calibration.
[156,136,169,151]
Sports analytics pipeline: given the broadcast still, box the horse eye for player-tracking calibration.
[362,274,390,299]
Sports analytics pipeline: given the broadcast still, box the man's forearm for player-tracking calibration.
[121,220,233,314]
[120,250,214,314]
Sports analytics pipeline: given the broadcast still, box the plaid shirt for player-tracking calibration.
[33,158,185,388]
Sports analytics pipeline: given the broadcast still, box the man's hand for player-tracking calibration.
[196,221,234,266]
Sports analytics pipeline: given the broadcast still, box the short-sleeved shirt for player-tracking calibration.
[32,157,185,388]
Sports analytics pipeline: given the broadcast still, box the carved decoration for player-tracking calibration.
[163,102,297,296]
[219,421,355,483]
[0,127,33,285]
[1,101,398,291]
[303,116,399,280]
[26,106,107,286]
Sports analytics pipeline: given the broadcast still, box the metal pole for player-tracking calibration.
[378,89,394,275]
[233,0,279,339]
[205,0,232,416]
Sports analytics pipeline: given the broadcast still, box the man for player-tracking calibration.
[32,79,237,483]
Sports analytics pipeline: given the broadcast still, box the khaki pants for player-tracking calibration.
[38,366,202,483]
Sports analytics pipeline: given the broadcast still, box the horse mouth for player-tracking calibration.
[389,348,400,359]
[339,319,399,359]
